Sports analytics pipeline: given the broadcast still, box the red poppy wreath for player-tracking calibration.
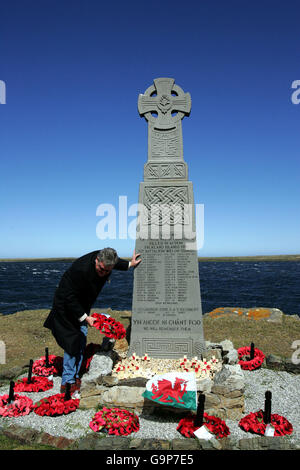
[0,394,34,417]
[237,346,265,371]
[89,407,140,436]
[177,413,230,439]
[14,376,54,393]
[32,354,63,377]
[34,393,80,417]
[91,313,126,340]
[239,410,293,436]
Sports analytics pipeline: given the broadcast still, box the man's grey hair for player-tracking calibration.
[97,247,118,267]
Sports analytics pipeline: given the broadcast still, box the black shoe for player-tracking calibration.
[60,382,77,394]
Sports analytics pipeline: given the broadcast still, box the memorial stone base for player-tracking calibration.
[79,340,245,420]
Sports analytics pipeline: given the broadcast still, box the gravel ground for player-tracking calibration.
[0,368,299,443]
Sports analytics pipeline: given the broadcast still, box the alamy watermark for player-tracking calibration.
[291,80,300,105]
[291,340,300,365]
[0,80,6,104]
[96,196,204,250]
[0,341,6,364]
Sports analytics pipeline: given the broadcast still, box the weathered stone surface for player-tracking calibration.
[221,395,244,410]
[37,433,75,450]
[129,438,143,449]
[101,375,119,387]
[196,377,212,393]
[79,395,103,409]
[199,437,223,450]
[226,407,244,420]
[0,365,25,380]
[113,337,129,358]
[117,376,148,387]
[172,439,199,450]
[284,358,300,374]
[81,352,113,386]
[212,376,245,395]
[137,439,171,450]
[204,392,221,408]
[213,366,232,384]
[3,425,39,444]
[223,349,239,365]
[202,364,245,419]
[220,340,234,352]
[77,434,99,450]
[265,354,300,374]
[205,341,223,350]
[204,307,284,323]
[94,436,131,450]
[265,354,285,370]
[204,348,223,361]
[204,407,226,420]
[80,383,105,398]
[100,386,145,411]
[238,436,295,450]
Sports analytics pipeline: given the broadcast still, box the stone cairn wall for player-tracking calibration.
[1,338,298,450]
[79,339,244,421]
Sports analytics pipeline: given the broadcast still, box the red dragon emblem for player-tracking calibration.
[151,377,188,404]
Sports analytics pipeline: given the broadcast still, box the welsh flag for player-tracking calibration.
[143,372,197,411]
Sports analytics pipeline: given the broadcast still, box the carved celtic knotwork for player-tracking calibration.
[138,78,191,129]
[138,78,191,167]
[144,163,187,180]
[143,186,189,225]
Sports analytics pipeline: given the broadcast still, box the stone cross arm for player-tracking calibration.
[138,78,191,125]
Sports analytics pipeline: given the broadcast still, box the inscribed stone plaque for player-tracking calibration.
[129,78,205,359]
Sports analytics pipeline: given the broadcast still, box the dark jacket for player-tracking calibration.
[43,250,129,356]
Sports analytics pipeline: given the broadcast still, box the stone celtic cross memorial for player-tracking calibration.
[129,78,205,358]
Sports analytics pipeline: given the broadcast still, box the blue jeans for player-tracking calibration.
[62,322,88,385]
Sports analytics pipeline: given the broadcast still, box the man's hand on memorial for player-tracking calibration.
[86,316,97,327]
[130,250,141,268]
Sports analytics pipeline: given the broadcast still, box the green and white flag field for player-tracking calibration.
[143,371,197,410]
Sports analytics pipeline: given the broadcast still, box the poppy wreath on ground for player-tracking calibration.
[14,376,54,393]
[32,355,63,377]
[237,346,265,371]
[91,313,126,340]
[0,394,34,417]
[33,393,80,417]
[239,410,293,436]
[177,413,230,439]
[89,407,140,436]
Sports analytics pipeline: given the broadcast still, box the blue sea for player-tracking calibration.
[0,261,299,317]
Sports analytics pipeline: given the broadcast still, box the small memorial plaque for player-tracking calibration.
[193,424,214,440]
[265,423,275,437]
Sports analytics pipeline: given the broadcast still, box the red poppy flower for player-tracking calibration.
[177,413,230,439]
[239,410,293,436]
[0,394,34,417]
[237,346,265,371]
[32,355,63,377]
[14,376,54,393]
[33,393,80,417]
[91,313,126,340]
[89,407,139,436]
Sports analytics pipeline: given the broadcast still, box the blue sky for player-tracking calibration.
[1,0,299,258]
